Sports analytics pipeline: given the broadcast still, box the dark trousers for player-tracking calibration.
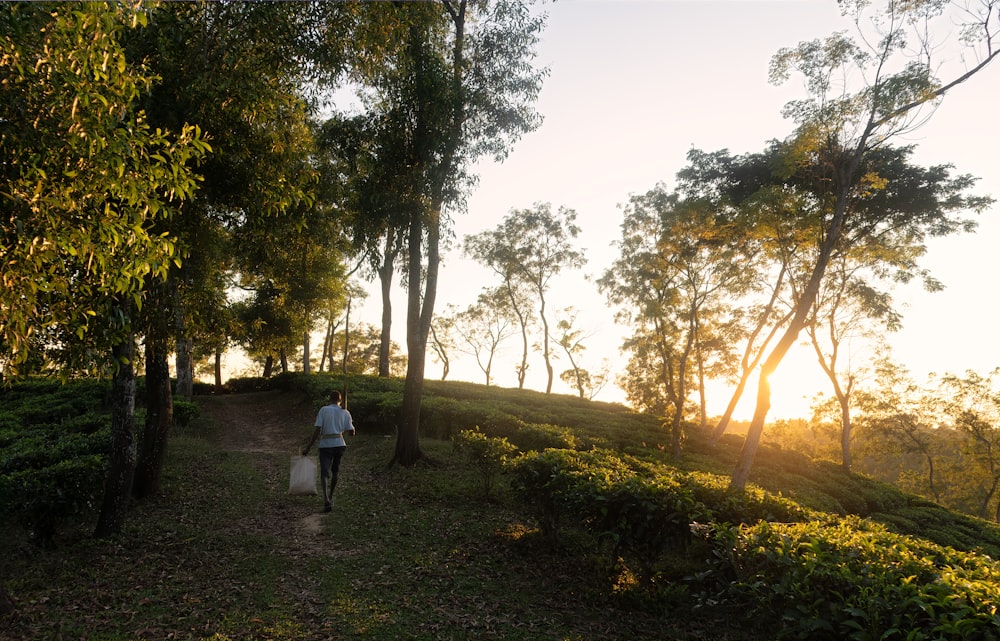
[318,446,346,496]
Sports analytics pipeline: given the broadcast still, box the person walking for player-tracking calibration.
[302,389,355,512]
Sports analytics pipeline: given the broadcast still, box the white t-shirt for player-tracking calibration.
[314,403,354,448]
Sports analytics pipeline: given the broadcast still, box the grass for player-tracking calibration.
[0,400,757,641]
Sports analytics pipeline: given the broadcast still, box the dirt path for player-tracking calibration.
[196,389,329,535]
[197,389,316,453]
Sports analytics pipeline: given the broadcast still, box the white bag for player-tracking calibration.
[288,455,317,495]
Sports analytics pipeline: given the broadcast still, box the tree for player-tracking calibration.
[470,203,585,394]
[938,369,1000,521]
[805,255,893,471]
[551,307,600,399]
[601,187,752,458]
[318,113,408,379]
[0,3,207,374]
[429,307,459,380]
[729,0,999,491]
[0,3,208,540]
[464,226,537,389]
[453,289,516,386]
[353,1,547,465]
[854,355,944,502]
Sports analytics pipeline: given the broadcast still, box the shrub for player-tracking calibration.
[0,379,111,544]
[513,422,578,451]
[173,400,201,429]
[714,517,1000,640]
[588,472,709,585]
[507,448,637,544]
[0,455,107,543]
[453,428,518,497]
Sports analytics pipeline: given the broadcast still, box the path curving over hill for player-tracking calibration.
[196,389,330,536]
[197,389,316,454]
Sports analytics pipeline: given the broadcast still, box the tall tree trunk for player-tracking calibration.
[729,145,861,491]
[343,296,351,377]
[695,334,708,430]
[279,348,288,373]
[839,396,853,472]
[669,307,698,459]
[539,293,553,393]
[319,312,334,372]
[173,277,194,401]
[378,232,397,378]
[263,354,274,378]
[214,347,223,393]
[302,329,311,375]
[430,322,450,380]
[712,280,790,442]
[95,331,137,538]
[506,282,529,389]
[134,333,173,499]
[395,206,440,466]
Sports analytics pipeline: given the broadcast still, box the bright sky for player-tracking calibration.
[349,0,1000,420]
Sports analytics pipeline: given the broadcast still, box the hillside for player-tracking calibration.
[4,374,1000,640]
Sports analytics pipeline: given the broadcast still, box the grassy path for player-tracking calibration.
[1,390,736,641]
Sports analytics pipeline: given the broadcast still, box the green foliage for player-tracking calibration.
[0,3,209,373]
[0,379,112,543]
[172,399,201,429]
[506,448,638,544]
[717,517,1000,640]
[513,421,579,451]
[221,371,1000,634]
[453,428,517,498]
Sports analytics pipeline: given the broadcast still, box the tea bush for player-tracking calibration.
[508,448,716,586]
[0,379,112,543]
[173,399,201,429]
[453,428,517,497]
[714,517,1000,640]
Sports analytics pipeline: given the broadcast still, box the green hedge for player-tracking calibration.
[716,517,1000,640]
[0,379,112,543]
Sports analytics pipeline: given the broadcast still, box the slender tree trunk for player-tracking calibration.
[378,233,397,378]
[214,347,222,393]
[731,261,836,489]
[539,293,553,393]
[173,275,194,401]
[342,297,351,376]
[263,354,274,378]
[838,392,853,471]
[302,330,312,374]
[279,348,288,373]
[923,446,940,503]
[430,323,450,380]
[730,146,861,491]
[712,272,790,442]
[134,334,173,499]
[319,319,329,373]
[303,328,311,375]
[395,209,431,466]
[670,307,698,459]
[506,282,529,389]
[95,332,137,538]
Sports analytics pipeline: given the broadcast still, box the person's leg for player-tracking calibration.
[318,448,335,510]
[327,446,346,499]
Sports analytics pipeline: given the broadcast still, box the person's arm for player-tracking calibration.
[302,426,320,455]
[346,410,356,436]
